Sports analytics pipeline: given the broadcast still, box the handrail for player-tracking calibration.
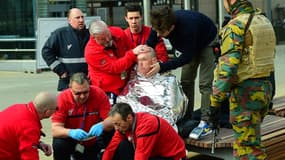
[0,38,36,42]
[0,38,36,52]
[0,49,36,52]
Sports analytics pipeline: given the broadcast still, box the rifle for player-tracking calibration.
[211,128,218,154]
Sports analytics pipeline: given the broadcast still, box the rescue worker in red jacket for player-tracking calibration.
[51,72,114,160]
[102,102,186,160]
[85,20,149,104]
[124,4,169,63]
[0,92,57,160]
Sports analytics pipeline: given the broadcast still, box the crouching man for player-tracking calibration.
[51,72,114,160]
[102,102,187,160]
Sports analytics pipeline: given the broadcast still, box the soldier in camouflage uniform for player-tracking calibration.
[208,0,276,159]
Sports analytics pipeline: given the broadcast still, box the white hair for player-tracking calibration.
[88,20,109,35]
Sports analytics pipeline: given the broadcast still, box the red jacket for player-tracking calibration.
[124,25,169,62]
[0,102,42,160]
[102,112,186,160]
[52,86,111,145]
[85,26,136,95]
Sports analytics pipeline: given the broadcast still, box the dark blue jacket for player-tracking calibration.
[148,10,217,72]
[42,25,89,91]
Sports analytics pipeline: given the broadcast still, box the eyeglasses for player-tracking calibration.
[72,90,90,96]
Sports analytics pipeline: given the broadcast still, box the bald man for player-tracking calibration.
[117,46,187,129]
[0,92,58,160]
[42,8,90,91]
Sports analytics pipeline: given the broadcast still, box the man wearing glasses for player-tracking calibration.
[51,72,114,160]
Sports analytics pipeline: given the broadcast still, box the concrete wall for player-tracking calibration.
[199,0,218,24]
[197,0,285,27]
[0,60,36,73]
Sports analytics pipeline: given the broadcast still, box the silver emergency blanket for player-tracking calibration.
[117,73,188,128]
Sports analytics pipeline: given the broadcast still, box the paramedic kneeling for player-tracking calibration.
[102,102,186,160]
[51,72,114,160]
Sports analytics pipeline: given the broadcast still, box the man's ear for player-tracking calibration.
[126,114,133,122]
[151,57,158,64]
[125,16,128,22]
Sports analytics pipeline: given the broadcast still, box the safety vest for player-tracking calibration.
[230,13,276,82]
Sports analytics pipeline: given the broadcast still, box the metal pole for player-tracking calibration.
[267,0,272,21]
[143,0,151,26]
[184,0,191,10]
[218,0,225,29]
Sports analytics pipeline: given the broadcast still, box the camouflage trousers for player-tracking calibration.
[229,79,272,160]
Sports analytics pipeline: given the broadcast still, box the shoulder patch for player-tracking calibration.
[101,59,106,65]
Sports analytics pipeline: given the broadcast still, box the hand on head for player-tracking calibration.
[132,45,151,55]
[146,62,160,77]
[137,47,158,76]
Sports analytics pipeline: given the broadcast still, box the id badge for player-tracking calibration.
[120,71,127,80]
[75,143,85,153]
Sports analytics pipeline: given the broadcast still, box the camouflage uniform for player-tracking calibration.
[210,1,275,159]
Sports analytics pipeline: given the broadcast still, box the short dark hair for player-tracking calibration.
[109,103,135,121]
[150,6,176,33]
[125,4,142,16]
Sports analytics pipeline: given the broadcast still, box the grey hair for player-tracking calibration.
[89,20,109,35]
[33,92,57,113]
[69,72,89,86]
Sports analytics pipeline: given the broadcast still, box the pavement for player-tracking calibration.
[0,44,284,159]
[0,71,57,160]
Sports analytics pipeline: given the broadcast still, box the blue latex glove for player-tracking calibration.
[88,123,104,137]
[68,129,88,141]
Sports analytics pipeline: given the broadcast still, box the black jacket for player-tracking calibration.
[42,24,89,91]
[148,10,217,73]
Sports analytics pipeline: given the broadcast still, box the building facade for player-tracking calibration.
[0,0,282,64]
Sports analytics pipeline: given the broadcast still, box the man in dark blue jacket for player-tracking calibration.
[148,6,217,139]
[42,8,89,91]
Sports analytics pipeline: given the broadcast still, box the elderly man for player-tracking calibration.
[0,92,57,160]
[85,20,148,104]
[117,46,187,129]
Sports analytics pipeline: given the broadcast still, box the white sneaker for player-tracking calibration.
[189,121,212,139]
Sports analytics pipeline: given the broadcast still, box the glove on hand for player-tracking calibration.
[88,123,104,137]
[207,106,220,130]
[68,129,88,141]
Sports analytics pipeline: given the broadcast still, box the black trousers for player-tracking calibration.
[113,139,183,160]
[53,131,113,160]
